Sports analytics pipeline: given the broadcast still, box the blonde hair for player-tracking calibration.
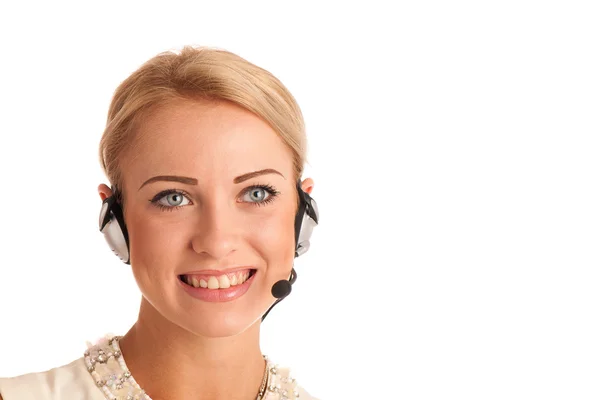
[98,46,307,195]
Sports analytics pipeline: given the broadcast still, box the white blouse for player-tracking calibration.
[0,336,318,400]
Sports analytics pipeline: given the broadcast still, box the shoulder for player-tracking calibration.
[0,357,101,400]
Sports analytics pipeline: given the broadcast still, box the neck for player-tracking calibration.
[118,299,267,400]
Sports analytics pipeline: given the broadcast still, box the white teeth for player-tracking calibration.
[207,276,219,289]
[219,275,231,288]
[183,270,254,289]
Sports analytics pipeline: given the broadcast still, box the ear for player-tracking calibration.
[300,177,314,195]
[98,184,113,202]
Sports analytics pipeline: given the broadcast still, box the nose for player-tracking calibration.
[190,200,240,259]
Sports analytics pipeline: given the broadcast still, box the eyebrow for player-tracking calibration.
[139,175,198,189]
[233,168,285,184]
[138,168,284,190]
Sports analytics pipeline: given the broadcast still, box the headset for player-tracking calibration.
[99,179,319,320]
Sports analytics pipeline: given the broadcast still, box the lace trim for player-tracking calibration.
[84,334,301,399]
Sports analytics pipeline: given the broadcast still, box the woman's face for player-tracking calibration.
[100,98,313,338]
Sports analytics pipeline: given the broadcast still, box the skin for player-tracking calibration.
[97,97,314,400]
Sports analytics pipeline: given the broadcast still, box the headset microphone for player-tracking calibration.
[271,280,292,299]
[271,267,297,299]
[262,268,297,321]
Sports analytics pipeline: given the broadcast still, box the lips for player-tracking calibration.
[177,268,258,302]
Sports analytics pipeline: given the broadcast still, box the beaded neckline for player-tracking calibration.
[83,335,301,400]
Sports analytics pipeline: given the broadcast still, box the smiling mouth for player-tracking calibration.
[178,269,257,289]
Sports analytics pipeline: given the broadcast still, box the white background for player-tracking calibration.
[0,1,599,399]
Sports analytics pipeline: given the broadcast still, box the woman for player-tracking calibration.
[0,46,320,400]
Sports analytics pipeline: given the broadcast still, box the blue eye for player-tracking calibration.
[159,192,190,207]
[242,184,280,207]
[150,190,192,211]
[246,188,268,202]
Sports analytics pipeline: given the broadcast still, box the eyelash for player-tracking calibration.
[149,184,281,212]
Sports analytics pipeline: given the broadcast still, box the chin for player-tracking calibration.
[171,290,272,338]
[171,301,267,338]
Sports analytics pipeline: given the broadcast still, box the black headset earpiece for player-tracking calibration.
[294,179,320,258]
[98,187,130,264]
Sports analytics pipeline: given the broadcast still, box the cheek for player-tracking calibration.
[253,208,297,269]
[126,211,187,274]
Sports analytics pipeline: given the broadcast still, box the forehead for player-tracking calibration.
[123,98,294,185]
